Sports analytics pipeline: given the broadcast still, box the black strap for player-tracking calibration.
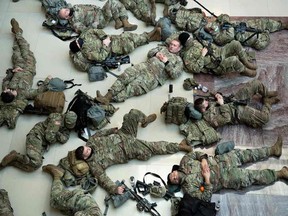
[103,66,119,78]
[143,172,167,188]
[63,79,82,89]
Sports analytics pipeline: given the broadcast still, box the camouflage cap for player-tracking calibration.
[64,111,77,129]
[183,78,199,91]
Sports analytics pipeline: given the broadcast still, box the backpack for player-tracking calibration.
[161,97,189,125]
[0,189,14,216]
[176,193,217,216]
[66,90,114,141]
[37,78,82,92]
[34,91,65,114]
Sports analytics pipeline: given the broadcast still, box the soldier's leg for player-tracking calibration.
[246,18,282,32]
[0,189,14,216]
[119,31,149,51]
[217,136,282,167]
[221,167,277,190]
[74,192,102,215]
[234,79,270,100]
[119,109,156,137]
[11,19,36,75]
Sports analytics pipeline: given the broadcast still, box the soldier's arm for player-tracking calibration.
[25,76,50,100]
[82,43,110,62]
[183,183,213,202]
[56,127,70,144]
[213,104,232,127]
[164,55,183,79]
[44,113,62,144]
[91,127,118,138]
[182,42,205,74]
[147,47,161,58]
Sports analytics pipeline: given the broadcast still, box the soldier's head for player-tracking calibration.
[167,165,181,185]
[75,146,92,160]
[58,8,74,20]
[194,98,209,113]
[1,88,17,103]
[64,111,77,129]
[178,32,191,47]
[168,39,182,54]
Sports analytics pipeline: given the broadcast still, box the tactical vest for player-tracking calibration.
[161,97,188,125]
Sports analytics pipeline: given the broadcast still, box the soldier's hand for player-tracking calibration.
[201,48,208,57]
[12,67,23,73]
[215,93,224,105]
[116,186,125,194]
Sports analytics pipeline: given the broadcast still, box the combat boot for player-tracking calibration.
[141,113,157,128]
[241,59,258,70]
[267,91,278,98]
[269,135,283,157]
[281,21,288,30]
[240,68,257,77]
[95,90,113,105]
[179,139,193,153]
[121,18,138,31]
[10,18,23,34]
[114,18,123,29]
[276,166,288,180]
[147,27,162,42]
[263,96,280,106]
[1,150,17,166]
[42,164,64,180]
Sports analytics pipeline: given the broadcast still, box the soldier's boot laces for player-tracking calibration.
[179,139,193,153]
[270,135,283,157]
[122,18,138,31]
[1,150,17,166]
[148,27,162,42]
[42,164,64,180]
[276,166,288,180]
[10,18,23,34]
[240,68,257,77]
[114,18,123,29]
[242,59,258,70]
[263,96,280,106]
[141,114,157,128]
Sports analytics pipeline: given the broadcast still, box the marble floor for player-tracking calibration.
[0,0,288,216]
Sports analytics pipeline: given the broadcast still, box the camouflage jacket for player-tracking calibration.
[202,101,238,128]
[178,152,215,202]
[180,39,221,74]
[85,128,127,194]
[29,113,71,146]
[69,4,102,33]
[146,45,183,85]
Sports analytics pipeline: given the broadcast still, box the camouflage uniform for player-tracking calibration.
[85,109,181,194]
[178,149,277,202]
[1,113,74,172]
[0,32,48,129]
[119,0,156,25]
[0,189,14,216]
[203,79,272,128]
[70,28,150,70]
[213,15,284,50]
[167,3,206,33]
[50,179,102,216]
[181,38,251,76]
[109,45,183,102]
[69,0,129,33]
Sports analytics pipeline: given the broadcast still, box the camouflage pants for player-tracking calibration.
[213,147,277,191]
[50,179,102,216]
[0,189,14,216]
[234,79,271,128]
[111,31,149,55]
[213,40,247,75]
[9,131,46,172]
[119,0,153,23]
[98,0,128,28]
[110,62,159,102]
[12,33,36,77]
[119,109,180,160]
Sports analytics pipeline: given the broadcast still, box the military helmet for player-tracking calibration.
[204,22,220,35]
[64,111,77,129]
